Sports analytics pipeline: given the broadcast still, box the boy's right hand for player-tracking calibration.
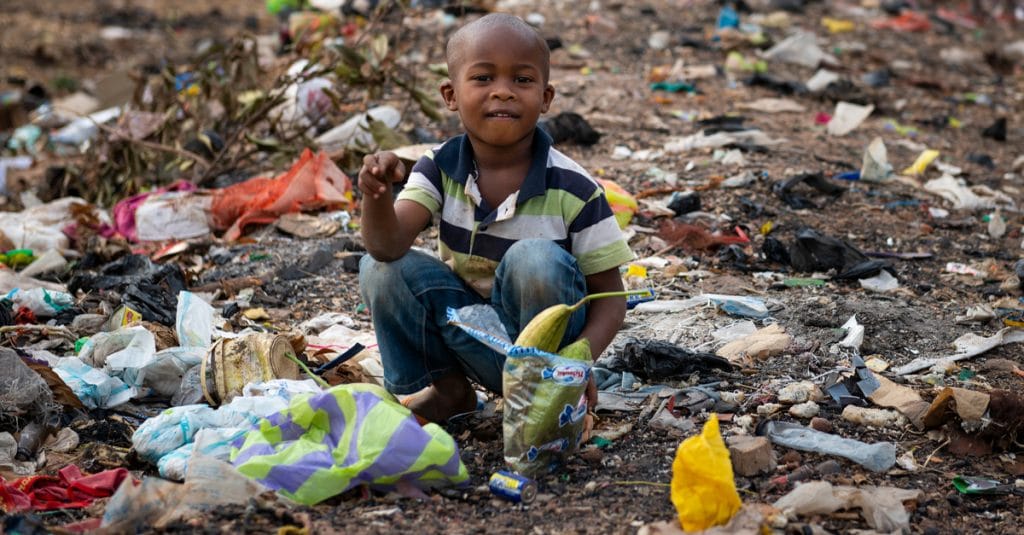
[359,152,406,201]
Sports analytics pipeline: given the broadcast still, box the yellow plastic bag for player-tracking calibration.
[599,179,638,229]
[902,149,939,176]
[670,414,742,532]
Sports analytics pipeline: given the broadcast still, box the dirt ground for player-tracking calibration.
[2,0,1024,534]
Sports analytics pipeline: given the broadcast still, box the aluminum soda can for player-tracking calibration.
[488,471,537,504]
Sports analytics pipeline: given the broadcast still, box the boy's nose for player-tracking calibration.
[490,80,516,100]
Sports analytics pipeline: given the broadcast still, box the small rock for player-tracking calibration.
[579,447,604,465]
[841,405,907,428]
[757,403,783,416]
[584,481,598,494]
[781,450,802,465]
[815,460,842,475]
[809,417,833,433]
[727,435,777,477]
[777,381,824,404]
[734,414,756,434]
[648,31,671,50]
[788,401,820,419]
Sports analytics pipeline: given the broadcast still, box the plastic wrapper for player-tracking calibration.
[773,481,920,532]
[670,414,741,532]
[447,305,591,476]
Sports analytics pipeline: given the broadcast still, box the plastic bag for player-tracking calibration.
[133,380,320,479]
[598,179,638,229]
[141,347,204,398]
[53,357,132,409]
[503,343,591,476]
[773,481,921,532]
[0,197,96,257]
[135,192,211,242]
[670,414,741,532]
[209,149,353,241]
[101,455,267,532]
[103,327,158,390]
[446,305,591,476]
[132,405,249,465]
[860,137,893,182]
[176,291,214,349]
[6,287,73,318]
[0,348,54,417]
[231,383,468,505]
[157,427,247,481]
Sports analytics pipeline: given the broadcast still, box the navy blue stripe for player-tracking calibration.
[440,220,570,260]
[568,196,614,234]
[547,168,598,202]
[411,156,443,194]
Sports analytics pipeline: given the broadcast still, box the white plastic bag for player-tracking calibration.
[176,291,215,348]
[135,193,212,242]
[6,287,73,317]
[53,357,133,409]
[142,347,204,398]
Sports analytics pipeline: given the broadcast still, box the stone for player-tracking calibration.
[756,403,783,416]
[727,435,777,477]
[809,417,833,433]
[777,381,824,404]
[788,401,820,419]
[841,405,907,428]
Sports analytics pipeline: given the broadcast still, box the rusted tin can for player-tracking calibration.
[201,333,300,405]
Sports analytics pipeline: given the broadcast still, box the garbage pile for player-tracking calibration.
[1,0,1023,532]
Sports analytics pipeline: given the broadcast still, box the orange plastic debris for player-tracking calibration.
[211,149,353,241]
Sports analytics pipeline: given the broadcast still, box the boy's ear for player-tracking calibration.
[540,83,555,114]
[440,80,458,111]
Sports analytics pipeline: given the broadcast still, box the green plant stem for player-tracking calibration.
[568,289,651,312]
[285,352,330,389]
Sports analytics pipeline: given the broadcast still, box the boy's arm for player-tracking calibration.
[359,152,432,261]
[578,267,626,360]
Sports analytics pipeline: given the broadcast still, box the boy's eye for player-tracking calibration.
[471,75,492,82]
[515,76,534,83]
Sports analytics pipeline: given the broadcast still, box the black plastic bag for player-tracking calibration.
[789,228,867,273]
[604,338,733,380]
[69,254,186,326]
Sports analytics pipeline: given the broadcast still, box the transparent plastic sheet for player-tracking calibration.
[447,305,591,476]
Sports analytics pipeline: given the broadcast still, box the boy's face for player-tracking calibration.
[441,26,554,153]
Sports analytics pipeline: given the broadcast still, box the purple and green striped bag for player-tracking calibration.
[230,383,468,505]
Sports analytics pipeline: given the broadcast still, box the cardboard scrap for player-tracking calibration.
[866,375,929,429]
[923,387,990,430]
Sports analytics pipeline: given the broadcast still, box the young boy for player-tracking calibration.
[358,13,633,423]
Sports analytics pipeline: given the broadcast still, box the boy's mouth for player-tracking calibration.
[485,110,520,119]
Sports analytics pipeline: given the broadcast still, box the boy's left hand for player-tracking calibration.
[586,375,597,410]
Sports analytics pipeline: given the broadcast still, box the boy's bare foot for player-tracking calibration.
[402,372,478,423]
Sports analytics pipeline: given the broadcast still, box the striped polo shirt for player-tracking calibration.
[396,129,634,296]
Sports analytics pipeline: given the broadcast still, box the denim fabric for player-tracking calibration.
[359,239,587,395]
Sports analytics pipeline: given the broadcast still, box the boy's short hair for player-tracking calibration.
[445,13,551,83]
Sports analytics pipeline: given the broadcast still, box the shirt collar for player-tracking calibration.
[432,128,552,205]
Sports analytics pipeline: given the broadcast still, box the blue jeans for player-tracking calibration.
[358,239,587,395]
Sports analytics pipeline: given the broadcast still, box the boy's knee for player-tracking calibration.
[359,253,409,299]
[502,239,571,272]
[499,239,578,289]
